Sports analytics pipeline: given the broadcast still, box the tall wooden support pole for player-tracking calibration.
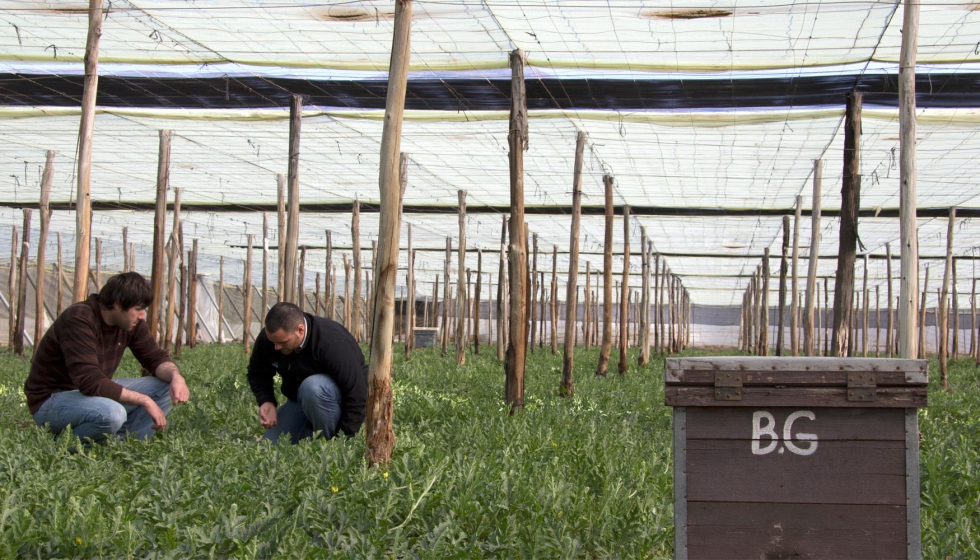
[898,0,920,360]
[298,247,307,312]
[365,0,410,466]
[886,243,894,356]
[129,243,134,272]
[584,262,592,350]
[13,211,31,354]
[597,174,615,375]
[218,257,224,343]
[751,269,760,354]
[876,285,881,356]
[148,130,171,341]
[665,260,673,354]
[653,254,660,353]
[262,213,269,317]
[776,216,790,355]
[505,48,529,414]
[93,238,102,291]
[56,233,63,316]
[639,227,651,365]
[939,207,955,387]
[618,205,631,374]
[973,279,978,363]
[174,253,187,357]
[454,190,467,365]
[283,96,302,304]
[7,226,17,349]
[343,254,352,330]
[540,271,547,347]
[760,248,771,355]
[550,245,558,355]
[832,91,862,356]
[163,190,181,350]
[862,254,870,356]
[791,196,802,355]
[122,226,129,272]
[497,216,507,361]
[243,235,254,354]
[803,159,823,355]
[325,231,333,319]
[952,257,959,360]
[465,269,472,347]
[276,174,286,299]
[561,131,585,394]
[71,0,103,303]
[530,233,538,353]
[918,266,929,358]
[442,237,450,355]
[474,249,482,354]
[404,225,414,358]
[188,239,198,347]
[352,200,362,341]
[34,151,54,343]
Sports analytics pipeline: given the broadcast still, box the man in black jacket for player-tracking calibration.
[246,302,367,443]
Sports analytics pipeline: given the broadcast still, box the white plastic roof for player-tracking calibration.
[1,1,980,309]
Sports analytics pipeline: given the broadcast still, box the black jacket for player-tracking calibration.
[247,314,368,437]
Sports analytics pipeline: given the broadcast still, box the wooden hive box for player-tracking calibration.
[665,357,928,560]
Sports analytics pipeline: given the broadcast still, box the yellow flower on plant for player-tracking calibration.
[331,486,339,493]
[383,472,389,479]
[75,537,83,546]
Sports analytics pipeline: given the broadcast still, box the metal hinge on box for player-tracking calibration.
[847,371,877,402]
[714,372,742,401]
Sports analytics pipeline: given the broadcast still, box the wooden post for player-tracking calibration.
[55,232,63,316]
[71,0,104,303]
[128,243,135,273]
[751,269,760,354]
[475,249,482,354]
[343,253,352,330]
[33,151,54,343]
[13,211,31,354]
[218,257,225,343]
[465,269,472,348]
[653,253,661,354]
[277,174,286,300]
[665,260,674,354]
[284,95,302,304]
[804,159,822,355]
[148,130,171,341]
[174,257,187,357]
[584,262,592,351]
[540,271,547,348]
[918,266,929,358]
[759,249,770,355]
[530,233,538,353]
[403,224,413,358]
[243,235,254,353]
[330,264,337,321]
[550,245,558,355]
[832,91,862,357]
[7,226,17,349]
[775,216,790,355]
[860,254,869,356]
[952,257,959,361]
[188,238,198,347]
[876,284,881,357]
[972,279,978,362]
[505,48,528,414]
[885,242,894,356]
[561,134,584,393]
[939,207,954,387]
[122,226,129,273]
[163,190,182,351]
[433,275,439,330]
[597,174,615,375]
[455,190,467,365]
[92,238,102,291]
[298,247,307,312]
[790,195,802,355]
[639,228,650,365]
[618,205,631,374]
[325,230,333,320]
[898,0,920,360]
[365,0,412,467]
[352,200,362,341]
[497,216,507,360]
[262,213,269,317]
[442,236,450,356]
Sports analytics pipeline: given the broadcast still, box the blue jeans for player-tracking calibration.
[33,376,173,442]
[263,374,342,445]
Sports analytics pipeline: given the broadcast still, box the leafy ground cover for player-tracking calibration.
[0,343,977,558]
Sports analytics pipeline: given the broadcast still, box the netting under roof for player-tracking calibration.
[1,1,980,314]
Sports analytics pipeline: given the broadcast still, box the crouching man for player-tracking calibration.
[247,302,367,444]
[24,272,189,442]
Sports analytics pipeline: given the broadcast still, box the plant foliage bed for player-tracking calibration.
[0,344,977,558]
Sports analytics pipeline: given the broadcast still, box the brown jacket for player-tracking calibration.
[24,295,172,414]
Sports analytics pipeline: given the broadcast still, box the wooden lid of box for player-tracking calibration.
[665,357,928,408]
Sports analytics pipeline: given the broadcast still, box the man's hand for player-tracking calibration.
[169,373,189,405]
[259,402,278,429]
[144,397,167,431]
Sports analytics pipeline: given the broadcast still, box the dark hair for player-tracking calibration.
[98,272,153,311]
[265,302,304,333]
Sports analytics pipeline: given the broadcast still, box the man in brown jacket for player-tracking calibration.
[24,272,189,441]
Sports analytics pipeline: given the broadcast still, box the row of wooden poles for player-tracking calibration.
[15,0,923,466]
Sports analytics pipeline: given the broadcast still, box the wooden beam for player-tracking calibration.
[505,48,528,414]
[13,211,30,354]
[163,190,181,351]
[474,248,482,354]
[597,174,614,375]
[803,159,822,356]
[898,0,920,360]
[34,151,53,344]
[455,190,467,365]
[284,95,302,304]
[148,130,171,341]
[832,91,862,356]
[72,0,104,303]
[939,207,954,387]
